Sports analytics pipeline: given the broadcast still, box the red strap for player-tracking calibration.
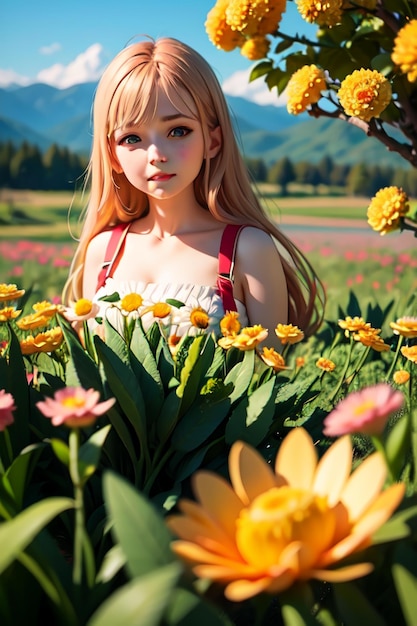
[217,224,248,313]
[95,223,129,292]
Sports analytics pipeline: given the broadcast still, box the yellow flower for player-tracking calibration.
[206,0,246,51]
[190,307,210,330]
[275,323,304,345]
[367,186,410,236]
[338,316,370,335]
[241,35,270,60]
[316,357,336,372]
[401,345,417,364]
[218,335,237,350]
[32,300,60,318]
[393,370,410,385]
[226,0,286,37]
[296,356,306,368]
[20,327,64,355]
[353,327,390,352]
[286,65,326,115]
[0,283,25,302]
[220,311,241,336]
[392,19,417,83]
[152,302,172,319]
[63,298,100,322]
[16,312,53,331]
[261,347,288,371]
[390,316,417,339]
[167,428,405,601]
[296,0,342,27]
[0,307,21,322]
[120,292,144,314]
[338,68,392,122]
[231,325,269,351]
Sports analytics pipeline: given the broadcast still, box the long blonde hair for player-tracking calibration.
[64,36,324,335]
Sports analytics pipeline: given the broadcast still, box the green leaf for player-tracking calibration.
[60,321,103,391]
[156,390,181,442]
[165,586,233,625]
[333,582,385,626]
[87,563,181,626]
[95,544,127,584]
[103,471,175,578]
[5,443,45,509]
[224,349,255,404]
[225,377,277,446]
[129,324,164,417]
[50,438,70,467]
[392,543,417,626]
[385,413,411,480]
[0,497,74,574]
[78,424,112,484]
[170,397,231,452]
[176,335,215,415]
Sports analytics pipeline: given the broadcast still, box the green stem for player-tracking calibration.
[371,435,395,484]
[385,335,404,383]
[329,336,355,402]
[143,446,173,495]
[69,429,84,588]
[345,345,371,390]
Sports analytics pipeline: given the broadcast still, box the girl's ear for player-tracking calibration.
[207,125,222,159]
[108,140,124,173]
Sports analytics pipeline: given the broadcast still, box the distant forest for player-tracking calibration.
[1,140,416,198]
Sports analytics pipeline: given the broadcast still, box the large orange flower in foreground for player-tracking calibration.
[167,428,404,601]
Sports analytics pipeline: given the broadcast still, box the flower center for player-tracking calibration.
[235,486,335,570]
[353,399,376,416]
[74,298,93,316]
[62,396,86,409]
[356,88,375,104]
[121,293,143,312]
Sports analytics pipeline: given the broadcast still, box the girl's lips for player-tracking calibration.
[149,173,175,181]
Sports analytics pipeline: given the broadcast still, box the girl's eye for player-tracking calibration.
[121,134,141,145]
[170,126,191,138]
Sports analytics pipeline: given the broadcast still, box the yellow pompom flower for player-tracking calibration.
[231,325,268,350]
[16,312,52,331]
[367,186,410,236]
[241,35,270,60]
[392,19,417,83]
[220,311,241,336]
[0,307,22,322]
[167,428,405,601]
[401,345,417,364]
[338,69,392,122]
[353,328,390,352]
[286,64,326,115]
[296,0,342,27]
[316,357,336,372]
[390,316,417,339]
[206,0,246,51]
[261,347,288,371]
[275,323,305,345]
[393,370,410,386]
[226,0,286,37]
[0,283,25,302]
[20,327,64,355]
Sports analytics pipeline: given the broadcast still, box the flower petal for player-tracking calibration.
[275,428,317,489]
[225,576,281,601]
[340,452,387,521]
[229,441,282,506]
[310,562,373,582]
[192,471,243,535]
[313,436,352,505]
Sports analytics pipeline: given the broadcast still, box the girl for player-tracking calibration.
[64,37,324,348]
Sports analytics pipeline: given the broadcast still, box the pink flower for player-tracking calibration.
[36,387,116,428]
[0,389,16,431]
[323,383,404,437]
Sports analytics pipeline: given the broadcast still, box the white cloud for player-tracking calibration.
[36,43,105,88]
[39,42,62,55]
[222,67,287,107]
[0,68,31,87]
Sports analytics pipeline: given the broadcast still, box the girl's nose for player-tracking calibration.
[148,144,167,164]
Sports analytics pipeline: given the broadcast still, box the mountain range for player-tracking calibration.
[0,81,408,168]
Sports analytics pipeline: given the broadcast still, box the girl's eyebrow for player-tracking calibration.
[160,113,195,122]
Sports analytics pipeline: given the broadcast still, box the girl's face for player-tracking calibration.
[111,87,219,202]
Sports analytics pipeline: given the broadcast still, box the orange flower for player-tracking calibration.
[353,327,390,352]
[205,0,246,51]
[261,347,288,371]
[240,35,270,60]
[16,312,53,331]
[392,19,417,83]
[286,65,326,115]
[316,357,336,372]
[393,370,410,386]
[296,0,342,27]
[0,306,21,322]
[32,300,60,318]
[0,283,25,302]
[230,324,268,351]
[167,428,405,601]
[390,316,417,339]
[338,69,392,122]
[226,0,286,37]
[19,327,64,355]
[338,316,370,335]
[190,307,210,329]
[275,323,304,345]
[296,356,306,368]
[401,345,417,364]
[367,186,410,236]
[220,311,241,337]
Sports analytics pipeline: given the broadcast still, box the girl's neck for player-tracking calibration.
[140,195,216,240]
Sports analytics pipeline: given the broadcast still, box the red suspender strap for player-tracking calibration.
[217,224,248,313]
[95,223,130,292]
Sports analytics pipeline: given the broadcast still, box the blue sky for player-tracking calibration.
[0,0,314,105]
